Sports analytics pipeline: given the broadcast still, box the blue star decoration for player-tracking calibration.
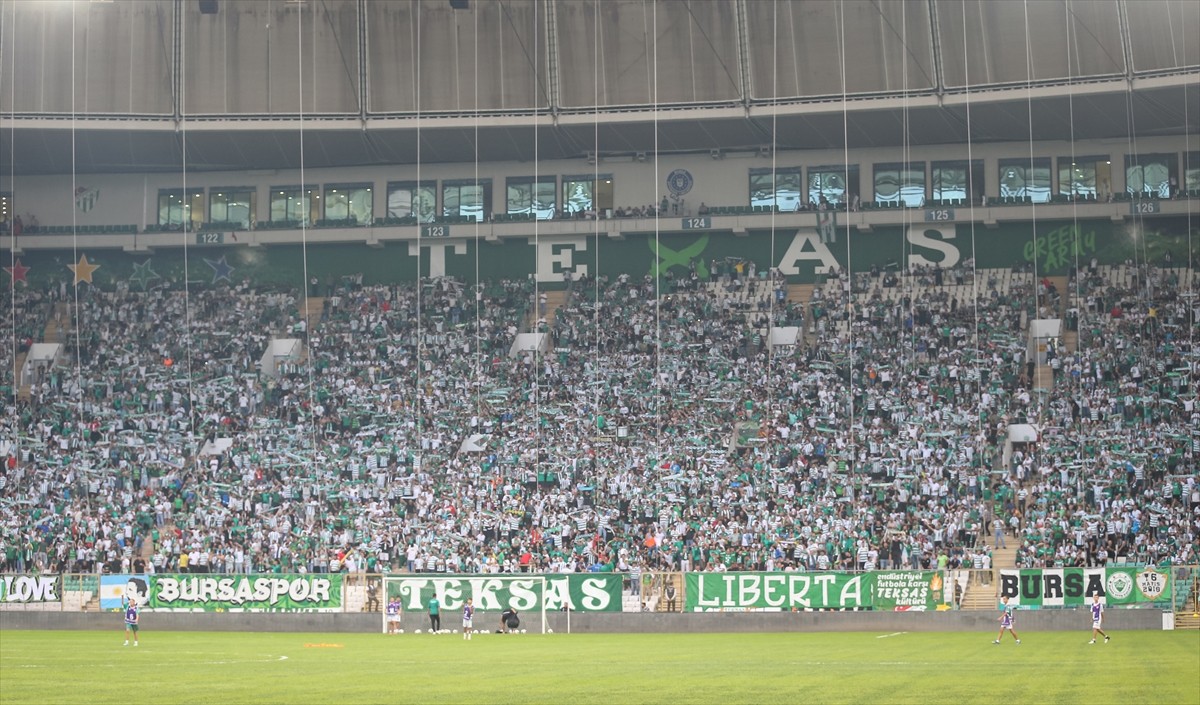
[128,259,160,290]
[204,255,234,284]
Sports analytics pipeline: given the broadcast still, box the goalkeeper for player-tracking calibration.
[498,607,520,633]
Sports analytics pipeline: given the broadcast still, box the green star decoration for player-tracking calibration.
[129,259,160,290]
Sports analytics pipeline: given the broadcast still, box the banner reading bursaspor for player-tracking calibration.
[148,574,343,612]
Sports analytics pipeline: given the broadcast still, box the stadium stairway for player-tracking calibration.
[1034,364,1054,393]
[1062,329,1078,353]
[786,284,813,347]
[960,531,1019,610]
[14,350,29,400]
[528,289,568,332]
[300,297,325,328]
[43,302,71,343]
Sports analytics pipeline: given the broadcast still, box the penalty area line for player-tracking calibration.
[876,632,907,639]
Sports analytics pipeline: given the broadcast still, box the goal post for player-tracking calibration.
[381,574,548,634]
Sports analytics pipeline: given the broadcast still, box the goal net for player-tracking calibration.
[381,575,548,635]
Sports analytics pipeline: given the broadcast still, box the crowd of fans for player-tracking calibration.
[0,254,1196,588]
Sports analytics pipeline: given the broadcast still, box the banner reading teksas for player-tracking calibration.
[148,574,343,612]
[685,572,871,611]
[872,571,945,611]
[0,575,61,604]
[386,574,622,613]
[999,567,1171,608]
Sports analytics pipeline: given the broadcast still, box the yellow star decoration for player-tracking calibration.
[68,254,100,285]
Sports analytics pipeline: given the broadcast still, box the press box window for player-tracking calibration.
[749,167,803,211]
[324,183,373,224]
[507,177,557,220]
[386,181,437,223]
[208,188,256,229]
[873,162,926,207]
[158,189,205,229]
[1125,154,1177,198]
[807,166,859,207]
[999,158,1051,203]
[561,175,613,216]
[269,186,320,225]
[442,179,492,222]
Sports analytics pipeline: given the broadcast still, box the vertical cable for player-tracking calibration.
[297,0,319,478]
[473,2,481,424]
[652,0,661,456]
[838,0,854,467]
[767,0,778,425]
[179,0,197,448]
[4,0,17,433]
[961,0,983,491]
[414,0,423,468]
[533,0,541,487]
[1022,0,1040,319]
[69,0,86,444]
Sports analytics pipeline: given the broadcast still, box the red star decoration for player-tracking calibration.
[3,258,30,284]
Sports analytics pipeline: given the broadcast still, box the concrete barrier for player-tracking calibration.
[0,608,1165,634]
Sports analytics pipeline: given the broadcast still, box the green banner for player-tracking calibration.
[384,574,623,613]
[999,567,1171,608]
[685,572,871,611]
[872,571,945,611]
[147,574,343,612]
[8,216,1195,288]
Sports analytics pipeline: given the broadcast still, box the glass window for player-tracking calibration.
[561,175,614,216]
[208,188,256,229]
[386,181,437,223]
[750,168,803,211]
[931,160,983,202]
[269,186,319,225]
[442,179,492,222]
[1125,153,1177,198]
[1056,156,1110,199]
[507,177,557,220]
[324,183,373,224]
[807,166,859,208]
[999,158,1052,203]
[157,189,204,229]
[873,162,926,207]
[1186,152,1200,193]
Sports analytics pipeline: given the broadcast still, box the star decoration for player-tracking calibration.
[204,255,234,284]
[128,259,160,290]
[68,254,100,285]
[3,258,30,284]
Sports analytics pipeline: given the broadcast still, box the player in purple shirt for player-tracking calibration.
[993,596,1021,645]
[462,598,474,641]
[1088,594,1110,644]
[123,599,140,647]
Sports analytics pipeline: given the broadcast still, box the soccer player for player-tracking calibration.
[993,596,1020,645]
[462,598,474,640]
[428,595,440,633]
[123,598,140,647]
[1088,594,1110,644]
[386,597,401,634]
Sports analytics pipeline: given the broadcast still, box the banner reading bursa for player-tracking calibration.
[385,574,622,612]
[685,572,873,611]
[999,567,1172,608]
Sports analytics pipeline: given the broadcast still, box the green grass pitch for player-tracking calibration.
[1,629,1197,704]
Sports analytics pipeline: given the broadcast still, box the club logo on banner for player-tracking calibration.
[1106,571,1134,601]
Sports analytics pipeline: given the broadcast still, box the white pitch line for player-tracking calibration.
[876,632,907,639]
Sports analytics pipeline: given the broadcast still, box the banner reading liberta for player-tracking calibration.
[385,574,622,613]
[685,572,872,611]
[147,574,343,612]
[999,567,1171,608]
